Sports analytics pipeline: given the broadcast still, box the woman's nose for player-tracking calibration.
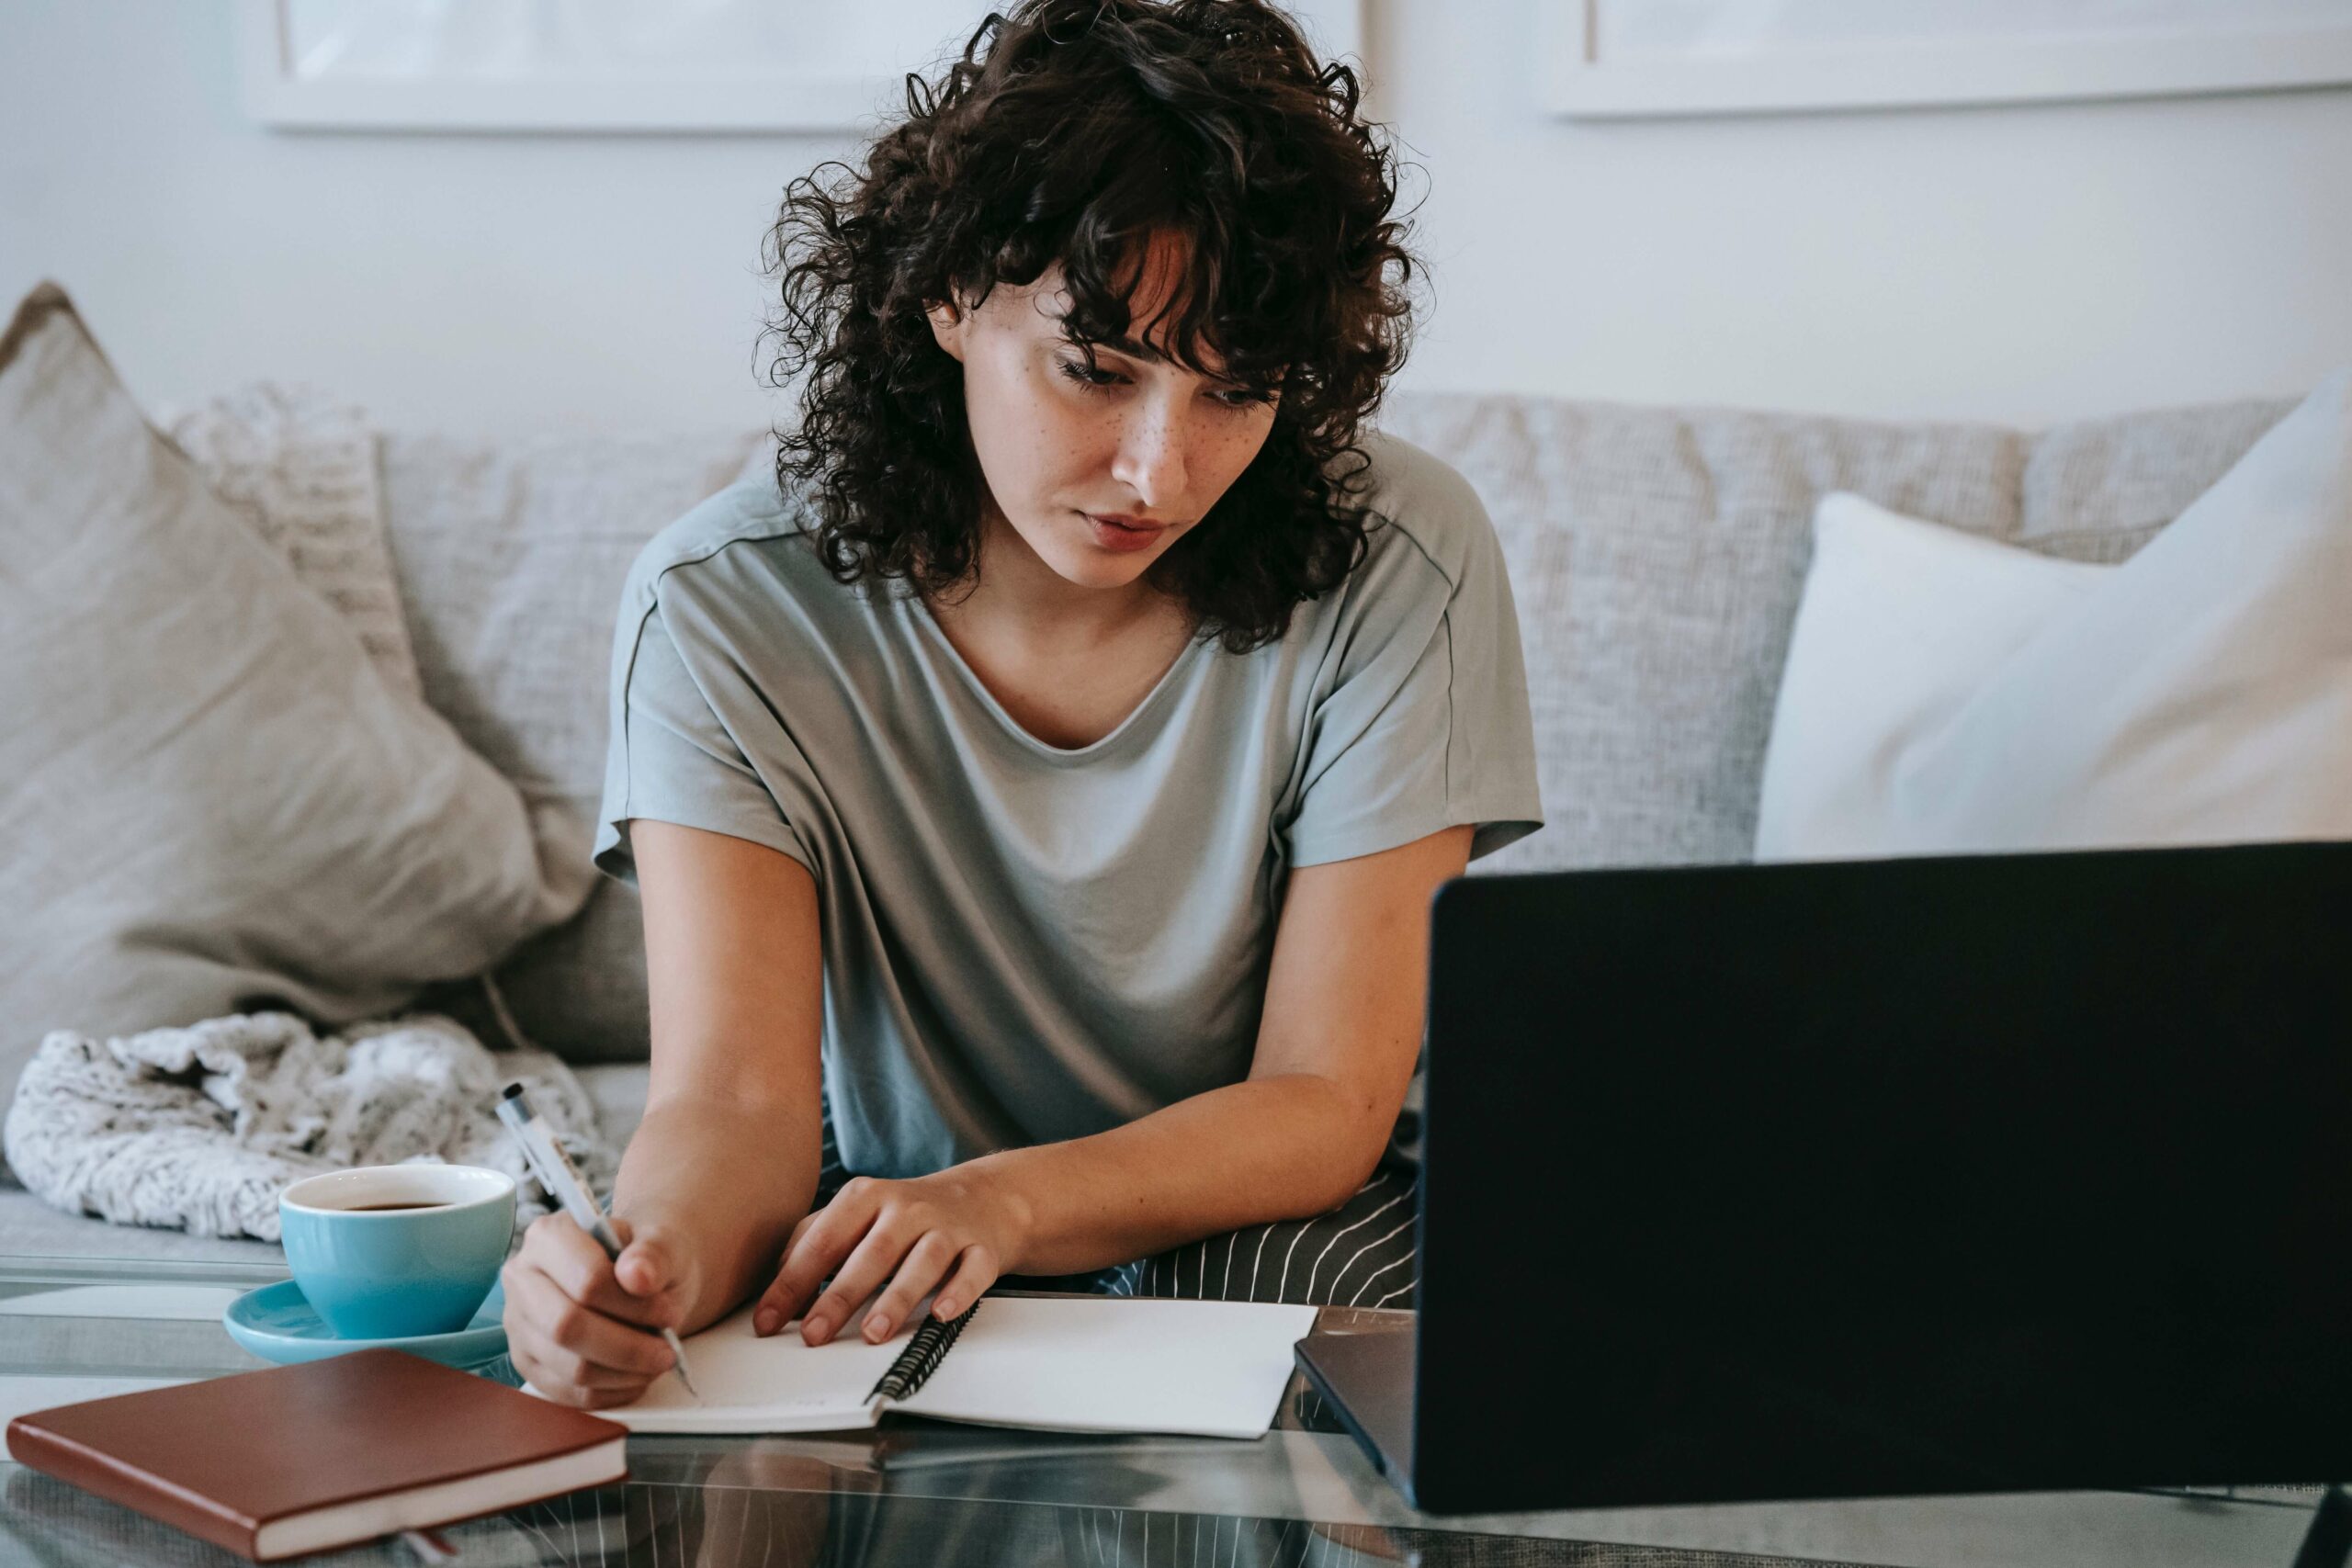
[1109,396,1189,512]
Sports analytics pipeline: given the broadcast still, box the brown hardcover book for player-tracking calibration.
[5,1348,628,1562]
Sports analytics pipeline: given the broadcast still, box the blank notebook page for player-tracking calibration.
[896,1297,1317,1439]
[590,1296,1316,1439]
[590,1300,899,1434]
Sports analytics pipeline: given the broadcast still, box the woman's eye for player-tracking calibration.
[1056,357,1123,389]
[1055,355,1272,410]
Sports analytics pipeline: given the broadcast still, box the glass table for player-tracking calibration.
[0,1252,2330,1567]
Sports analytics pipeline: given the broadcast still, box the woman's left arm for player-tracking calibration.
[753,825,1474,1346]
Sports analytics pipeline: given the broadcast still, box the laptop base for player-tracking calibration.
[1295,1330,1417,1506]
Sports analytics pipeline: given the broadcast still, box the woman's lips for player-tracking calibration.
[1081,512,1168,553]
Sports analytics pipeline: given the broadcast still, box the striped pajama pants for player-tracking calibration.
[1101,1162,1420,1309]
[816,1115,1421,1311]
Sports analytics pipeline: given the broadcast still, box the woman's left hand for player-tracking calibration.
[752,1168,1032,1346]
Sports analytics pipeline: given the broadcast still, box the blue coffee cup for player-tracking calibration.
[278,1165,516,1339]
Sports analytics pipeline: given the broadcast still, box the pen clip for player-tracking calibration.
[496,1090,608,1237]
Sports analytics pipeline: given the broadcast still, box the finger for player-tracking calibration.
[861,1232,962,1344]
[752,1209,840,1336]
[511,1333,659,1402]
[612,1232,679,1316]
[607,1217,696,1332]
[507,1313,665,1407]
[929,1243,1001,1323]
[513,1349,655,1411]
[797,1219,921,1347]
[507,1259,676,1382]
[521,1212,673,1329]
[506,1255,679,1382]
[755,1189,877,1337]
[770,1209,820,1292]
[749,1213,818,1338]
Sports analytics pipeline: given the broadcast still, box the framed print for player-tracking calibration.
[238,0,1366,133]
[1544,0,2352,119]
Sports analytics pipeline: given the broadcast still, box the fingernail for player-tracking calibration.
[805,1315,831,1344]
[753,1308,778,1336]
[934,1298,957,1319]
[865,1315,891,1342]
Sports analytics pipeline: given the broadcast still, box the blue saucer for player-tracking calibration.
[222,1278,507,1371]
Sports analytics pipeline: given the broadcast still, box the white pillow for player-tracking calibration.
[1756,368,2352,861]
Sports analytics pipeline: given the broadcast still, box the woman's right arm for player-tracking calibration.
[503,819,825,1408]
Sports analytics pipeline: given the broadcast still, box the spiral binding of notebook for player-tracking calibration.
[866,1301,982,1404]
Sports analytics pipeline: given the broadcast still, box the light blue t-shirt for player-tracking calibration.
[594,431,1543,1178]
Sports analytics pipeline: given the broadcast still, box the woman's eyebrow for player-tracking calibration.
[1075,330,1275,387]
[1087,331,1170,366]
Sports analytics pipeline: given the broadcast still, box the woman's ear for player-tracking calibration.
[925,299,967,364]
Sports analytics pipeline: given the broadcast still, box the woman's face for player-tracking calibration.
[925,234,1281,595]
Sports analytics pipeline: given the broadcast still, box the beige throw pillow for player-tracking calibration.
[0,281,594,1101]
[162,380,424,702]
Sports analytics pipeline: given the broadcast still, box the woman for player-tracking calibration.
[504,0,1541,1410]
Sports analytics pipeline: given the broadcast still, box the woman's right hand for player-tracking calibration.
[502,1211,695,1409]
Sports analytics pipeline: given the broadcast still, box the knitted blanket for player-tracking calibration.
[2,1010,617,1243]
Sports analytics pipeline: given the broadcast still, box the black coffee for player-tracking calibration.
[340,1201,449,1212]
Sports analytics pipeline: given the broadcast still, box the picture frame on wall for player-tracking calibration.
[236,0,1366,133]
[1543,0,2352,120]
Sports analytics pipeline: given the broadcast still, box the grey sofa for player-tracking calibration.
[0,386,2296,1268]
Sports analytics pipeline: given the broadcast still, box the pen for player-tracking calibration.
[495,1082,699,1401]
[398,1527,458,1563]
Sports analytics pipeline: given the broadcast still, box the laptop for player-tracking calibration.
[1296,840,2352,1516]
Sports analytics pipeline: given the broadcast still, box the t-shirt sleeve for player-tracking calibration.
[1283,491,1545,869]
[593,592,815,886]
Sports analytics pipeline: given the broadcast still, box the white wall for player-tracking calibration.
[6,1,2350,442]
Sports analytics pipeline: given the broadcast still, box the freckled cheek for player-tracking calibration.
[970,367,1090,502]
[1195,422,1271,502]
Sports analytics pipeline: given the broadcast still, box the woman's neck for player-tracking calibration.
[918,504,1200,749]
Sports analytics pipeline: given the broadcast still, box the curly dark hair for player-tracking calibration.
[760,0,1418,653]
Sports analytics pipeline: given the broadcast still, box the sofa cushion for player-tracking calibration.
[1372,394,2030,869]
[0,282,594,1102]
[379,429,766,1062]
[1374,389,2299,873]
[1758,371,2352,859]
[0,1180,290,1269]
[2018,393,2308,561]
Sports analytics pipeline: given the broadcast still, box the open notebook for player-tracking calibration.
[527,1295,1317,1441]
